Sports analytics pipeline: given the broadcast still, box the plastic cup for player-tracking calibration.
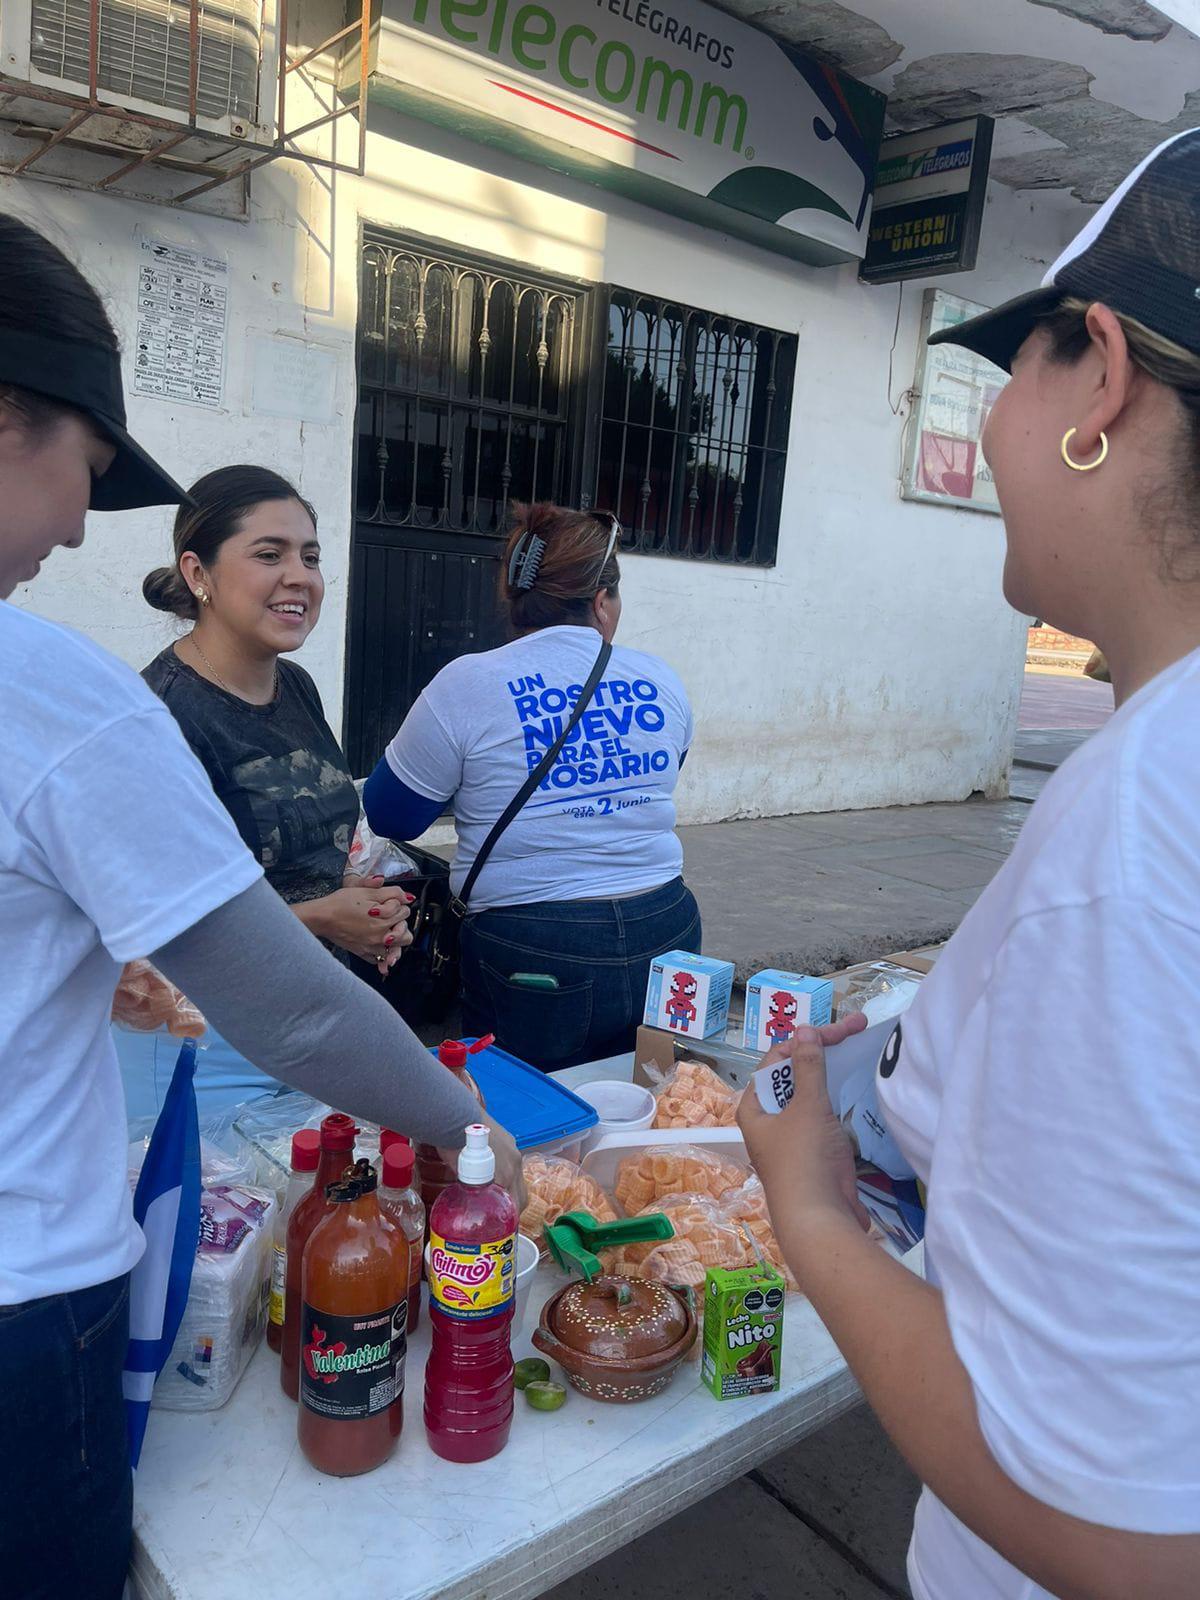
[576,1079,657,1154]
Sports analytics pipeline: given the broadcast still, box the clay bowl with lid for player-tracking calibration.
[532,1275,697,1403]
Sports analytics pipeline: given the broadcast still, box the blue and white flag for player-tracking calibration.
[123,1037,201,1468]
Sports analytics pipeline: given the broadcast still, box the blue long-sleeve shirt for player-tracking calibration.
[363,759,447,842]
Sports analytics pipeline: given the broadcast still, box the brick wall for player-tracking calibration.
[1027,624,1093,655]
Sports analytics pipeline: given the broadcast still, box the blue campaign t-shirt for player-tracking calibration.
[383,625,693,911]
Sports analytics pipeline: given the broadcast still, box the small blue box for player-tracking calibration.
[744,970,834,1052]
[645,950,735,1040]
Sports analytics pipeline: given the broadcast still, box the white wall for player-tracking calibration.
[3,111,1078,822]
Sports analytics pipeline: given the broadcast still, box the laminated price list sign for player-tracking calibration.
[134,239,227,409]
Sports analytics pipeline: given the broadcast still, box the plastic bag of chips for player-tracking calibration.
[111,960,206,1037]
[720,1175,799,1291]
[651,1059,741,1129]
[613,1143,748,1213]
[520,1154,617,1254]
[608,1192,746,1286]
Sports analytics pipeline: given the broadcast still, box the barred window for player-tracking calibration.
[592,289,796,566]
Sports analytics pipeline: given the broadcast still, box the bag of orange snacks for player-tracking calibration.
[651,1059,741,1129]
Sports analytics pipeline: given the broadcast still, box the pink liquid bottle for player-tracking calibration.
[424,1123,518,1464]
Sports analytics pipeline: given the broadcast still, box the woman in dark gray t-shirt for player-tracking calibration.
[118,466,412,1116]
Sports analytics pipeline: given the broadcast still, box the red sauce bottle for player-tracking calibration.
[298,1162,409,1478]
[280,1112,358,1401]
[415,1037,490,1221]
[379,1141,425,1335]
[424,1124,518,1464]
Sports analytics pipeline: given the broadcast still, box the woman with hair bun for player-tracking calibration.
[125,465,413,1115]
[364,501,700,1071]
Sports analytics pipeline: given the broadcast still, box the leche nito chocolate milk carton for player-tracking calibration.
[701,1263,786,1400]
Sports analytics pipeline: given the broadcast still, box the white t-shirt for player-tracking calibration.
[1,603,261,1304]
[384,626,692,912]
[877,647,1200,1600]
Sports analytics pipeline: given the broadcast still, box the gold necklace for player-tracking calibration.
[188,635,278,703]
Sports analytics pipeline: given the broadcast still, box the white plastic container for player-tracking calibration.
[575,1080,657,1155]
[580,1126,748,1197]
[512,1233,540,1335]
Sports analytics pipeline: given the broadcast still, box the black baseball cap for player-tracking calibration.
[929,127,1200,373]
[0,327,190,510]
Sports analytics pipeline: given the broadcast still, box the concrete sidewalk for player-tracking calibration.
[680,797,1027,981]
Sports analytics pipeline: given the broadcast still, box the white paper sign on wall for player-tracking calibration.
[247,333,339,423]
[134,239,228,409]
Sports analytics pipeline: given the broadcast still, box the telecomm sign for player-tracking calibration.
[362,0,886,266]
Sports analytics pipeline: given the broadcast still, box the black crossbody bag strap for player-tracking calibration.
[430,640,613,975]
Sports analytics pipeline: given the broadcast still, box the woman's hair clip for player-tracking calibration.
[508,530,546,591]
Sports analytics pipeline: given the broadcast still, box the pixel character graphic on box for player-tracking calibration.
[743,971,834,1053]
[645,952,735,1040]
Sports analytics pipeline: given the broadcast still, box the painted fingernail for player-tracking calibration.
[368,907,381,918]
[405,893,416,904]
[384,935,395,947]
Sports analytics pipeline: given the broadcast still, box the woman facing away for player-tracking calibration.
[740,129,1200,1600]
[115,466,411,1117]
[364,501,701,1070]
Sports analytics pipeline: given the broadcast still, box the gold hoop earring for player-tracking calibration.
[1061,428,1109,472]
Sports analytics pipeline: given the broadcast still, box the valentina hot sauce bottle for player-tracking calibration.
[424,1124,518,1463]
[298,1161,409,1477]
[280,1112,358,1400]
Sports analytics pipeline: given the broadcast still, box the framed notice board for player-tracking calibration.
[902,289,1007,515]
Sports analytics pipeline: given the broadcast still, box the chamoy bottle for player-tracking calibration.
[267,1128,322,1354]
[298,1162,408,1477]
[415,1036,491,1221]
[281,1112,358,1400]
[379,1141,426,1334]
[424,1123,518,1464]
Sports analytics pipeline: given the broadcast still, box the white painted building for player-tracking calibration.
[3,0,1195,823]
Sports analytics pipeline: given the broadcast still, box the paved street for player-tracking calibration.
[1018,669,1114,731]
[1012,669,1114,797]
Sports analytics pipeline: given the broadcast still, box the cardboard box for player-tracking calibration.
[643,951,734,1041]
[827,947,941,1019]
[743,970,834,1052]
[633,1026,760,1093]
[701,1263,786,1400]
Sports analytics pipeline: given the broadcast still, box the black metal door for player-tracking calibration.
[344,232,592,776]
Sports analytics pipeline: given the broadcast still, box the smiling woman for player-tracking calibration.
[125,466,414,1115]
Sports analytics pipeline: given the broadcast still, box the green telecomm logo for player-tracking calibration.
[409,0,749,154]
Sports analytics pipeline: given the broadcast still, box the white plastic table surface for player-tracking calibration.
[129,1057,862,1600]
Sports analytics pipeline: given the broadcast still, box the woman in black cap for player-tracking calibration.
[742,131,1200,1600]
[0,216,520,1600]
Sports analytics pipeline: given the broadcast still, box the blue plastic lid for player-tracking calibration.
[430,1039,599,1152]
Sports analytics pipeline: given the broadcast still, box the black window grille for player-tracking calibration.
[592,289,796,566]
[356,239,584,535]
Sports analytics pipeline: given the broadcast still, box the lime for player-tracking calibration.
[524,1380,567,1412]
[513,1358,551,1392]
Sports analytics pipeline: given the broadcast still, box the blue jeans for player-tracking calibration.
[0,1274,132,1599]
[461,877,702,1071]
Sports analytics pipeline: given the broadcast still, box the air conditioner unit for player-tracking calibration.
[0,0,278,142]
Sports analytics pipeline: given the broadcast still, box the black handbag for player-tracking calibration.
[429,638,614,986]
[343,840,459,1027]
